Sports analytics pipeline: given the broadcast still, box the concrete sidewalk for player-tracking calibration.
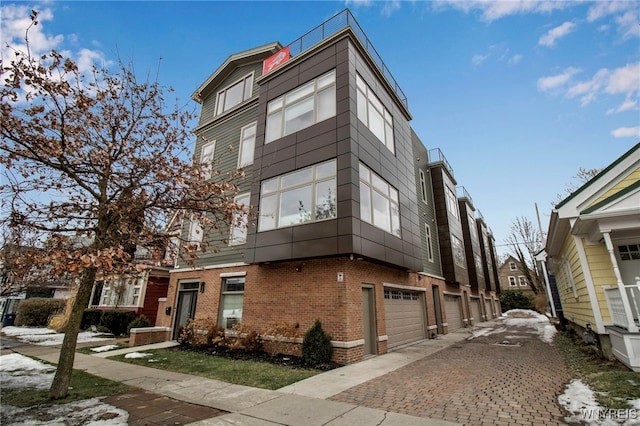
[9,330,472,425]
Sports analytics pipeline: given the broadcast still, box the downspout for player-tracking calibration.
[602,232,638,333]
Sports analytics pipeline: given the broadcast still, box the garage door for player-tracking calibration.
[384,288,426,349]
[444,294,463,331]
[471,298,482,324]
[485,299,493,319]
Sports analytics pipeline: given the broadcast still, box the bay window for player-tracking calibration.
[359,163,401,237]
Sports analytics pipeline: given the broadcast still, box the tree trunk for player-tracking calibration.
[48,267,96,399]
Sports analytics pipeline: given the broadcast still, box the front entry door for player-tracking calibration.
[362,287,377,355]
[173,285,198,339]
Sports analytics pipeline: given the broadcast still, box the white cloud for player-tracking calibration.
[381,0,401,17]
[611,126,640,138]
[508,54,523,65]
[567,68,609,106]
[587,1,633,22]
[605,62,640,95]
[537,67,580,91]
[472,53,490,66]
[606,96,638,115]
[433,0,572,22]
[587,1,639,39]
[345,0,373,6]
[538,21,576,47]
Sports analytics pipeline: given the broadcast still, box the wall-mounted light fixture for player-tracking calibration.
[200,282,206,293]
[295,265,302,272]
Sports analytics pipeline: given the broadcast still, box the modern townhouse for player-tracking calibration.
[156,9,501,364]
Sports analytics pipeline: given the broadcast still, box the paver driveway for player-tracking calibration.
[330,311,573,425]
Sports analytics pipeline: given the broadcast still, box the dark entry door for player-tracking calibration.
[173,287,198,339]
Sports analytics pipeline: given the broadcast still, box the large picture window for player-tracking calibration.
[219,276,244,329]
[445,185,459,219]
[359,163,400,237]
[215,73,254,116]
[229,193,250,246]
[265,70,336,143]
[452,234,466,268]
[356,74,394,154]
[258,159,337,231]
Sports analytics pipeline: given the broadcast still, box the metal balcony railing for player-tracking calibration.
[428,148,454,177]
[457,186,474,205]
[284,9,408,109]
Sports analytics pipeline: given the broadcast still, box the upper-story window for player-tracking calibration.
[356,74,394,154]
[258,159,337,231]
[238,122,257,168]
[451,234,466,268]
[445,185,459,219]
[419,169,428,204]
[229,193,250,246]
[509,261,517,271]
[215,73,254,116]
[425,224,434,262]
[359,162,401,237]
[265,70,336,143]
[201,141,215,180]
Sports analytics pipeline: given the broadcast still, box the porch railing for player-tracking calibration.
[605,279,640,330]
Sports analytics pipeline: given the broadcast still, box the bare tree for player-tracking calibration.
[1,12,242,399]
[504,216,542,294]
[555,167,601,205]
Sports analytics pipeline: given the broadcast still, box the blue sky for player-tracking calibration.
[2,1,638,256]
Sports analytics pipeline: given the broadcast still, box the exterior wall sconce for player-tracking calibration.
[295,265,302,272]
[200,282,206,293]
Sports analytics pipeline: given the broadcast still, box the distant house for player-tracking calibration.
[498,255,537,297]
[542,142,640,371]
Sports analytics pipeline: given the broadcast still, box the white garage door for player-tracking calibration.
[384,288,426,349]
[444,294,463,331]
[471,298,482,324]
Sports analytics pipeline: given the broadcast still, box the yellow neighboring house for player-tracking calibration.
[544,142,640,371]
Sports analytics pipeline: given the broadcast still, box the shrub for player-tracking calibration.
[81,309,103,330]
[263,321,299,357]
[15,298,66,327]
[302,320,332,367]
[500,290,533,312]
[229,323,263,353]
[127,315,151,335]
[99,310,137,336]
[178,317,225,349]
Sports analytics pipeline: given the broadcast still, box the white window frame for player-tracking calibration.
[509,261,517,271]
[508,276,517,287]
[445,185,459,219]
[359,162,401,238]
[258,159,337,231]
[419,169,428,204]
[201,141,215,180]
[265,69,336,143]
[519,276,528,286]
[356,74,394,154]
[215,72,254,117]
[99,276,143,307]
[237,122,257,168]
[425,224,434,262]
[189,218,203,245]
[229,193,250,246]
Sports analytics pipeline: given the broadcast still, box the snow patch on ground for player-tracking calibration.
[2,398,129,425]
[1,326,111,346]
[468,309,557,344]
[90,344,120,353]
[0,353,129,425]
[124,352,151,359]
[0,353,55,390]
[559,379,640,425]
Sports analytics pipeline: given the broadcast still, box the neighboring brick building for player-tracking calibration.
[498,255,536,298]
[156,9,501,364]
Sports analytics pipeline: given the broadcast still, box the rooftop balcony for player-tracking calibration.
[457,186,474,207]
[428,148,455,177]
[281,9,408,109]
